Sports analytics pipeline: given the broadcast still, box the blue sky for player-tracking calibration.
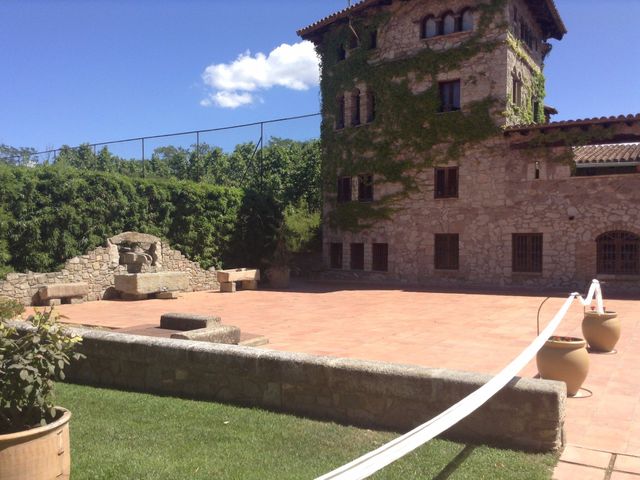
[1,0,639,158]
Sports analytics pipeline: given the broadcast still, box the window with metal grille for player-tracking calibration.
[512,233,543,273]
[330,243,343,269]
[337,177,352,203]
[597,231,640,275]
[434,167,458,198]
[358,174,373,202]
[434,234,459,270]
[372,243,388,271]
[439,80,460,112]
[350,243,364,270]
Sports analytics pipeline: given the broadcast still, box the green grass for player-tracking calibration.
[56,383,556,479]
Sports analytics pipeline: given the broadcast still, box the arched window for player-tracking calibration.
[351,89,361,126]
[366,91,375,123]
[421,16,438,38]
[337,44,346,62]
[597,231,640,275]
[442,12,456,35]
[461,9,474,31]
[336,95,345,130]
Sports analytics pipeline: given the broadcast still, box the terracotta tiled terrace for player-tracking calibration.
[41,281,640,479]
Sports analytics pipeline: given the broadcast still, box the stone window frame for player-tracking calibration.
[596,231,640,275]
[372,243,389,272]
[329,243,344,269]
[357,173,374,202]
[434,234,459,271]
[419,7,474,40]
[350,243,365,270]
[438,80,461,113]
[511,71,524,107]
[434,166,459,199]
[337,176,352,203]
[512,233,543,273]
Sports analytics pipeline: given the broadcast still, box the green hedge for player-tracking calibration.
[0,165,280,274]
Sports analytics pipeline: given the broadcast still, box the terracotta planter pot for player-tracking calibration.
[267,266,290,289]
[582,311,620,352]
[0,407,71,480]
[536,336,589,396]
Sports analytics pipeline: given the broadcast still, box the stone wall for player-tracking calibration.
[324,137,640,291]
[0,233,219,305]
[16,323,565,452]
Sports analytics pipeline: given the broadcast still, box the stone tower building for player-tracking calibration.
[299,0,640,290]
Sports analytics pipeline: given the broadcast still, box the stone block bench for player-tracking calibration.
[114,272,189,300]
[160,313,221,331]
[38,282,89,306]
[216,268,260,293]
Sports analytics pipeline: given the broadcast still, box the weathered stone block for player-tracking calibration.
[220,282,236,293]
[217,268,260,283]
[38,282,89,300]
[121,293,148,301]
[170,325,241,345]
[241,280,258,290]
[160,313,221,331]
[156,291,179,300]
[114,272,188,295]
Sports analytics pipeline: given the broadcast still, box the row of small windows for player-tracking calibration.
[337,174,373,203]
[420,9,474,39]
[336,89,376,129]
[330,242,388,272]
[336,80,458,129]
[337,167,457,204]
[436,231,640,275]
[329,232,640,276]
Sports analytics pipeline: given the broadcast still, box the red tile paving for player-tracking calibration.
[30,280,640,477]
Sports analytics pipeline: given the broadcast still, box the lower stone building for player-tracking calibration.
[323,116,640,291]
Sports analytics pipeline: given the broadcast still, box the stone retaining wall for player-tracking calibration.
[0,237,218,305]
[38,324,565,452]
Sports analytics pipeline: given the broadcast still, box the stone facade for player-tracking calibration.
[0,232,219,305]
[301,0,640,291]
[12,322,566,452]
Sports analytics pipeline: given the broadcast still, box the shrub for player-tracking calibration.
[0,308,83,434]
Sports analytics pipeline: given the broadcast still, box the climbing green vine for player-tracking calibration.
[317,0,510,231]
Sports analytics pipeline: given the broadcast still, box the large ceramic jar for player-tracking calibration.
[0,407,71,480]
[536,336,590,396]
[582,311,620,353]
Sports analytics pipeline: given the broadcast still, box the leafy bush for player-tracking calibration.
[0,308,83,434]
[0,165,281,272]
[0,297,23,321]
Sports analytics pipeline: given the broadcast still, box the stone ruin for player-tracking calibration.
[0,232,219,306]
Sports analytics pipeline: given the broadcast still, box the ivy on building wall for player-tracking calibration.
[316,0,517,232]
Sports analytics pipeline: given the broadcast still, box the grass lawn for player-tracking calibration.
[56,383,556,479]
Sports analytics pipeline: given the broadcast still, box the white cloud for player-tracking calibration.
[201,41,319,109]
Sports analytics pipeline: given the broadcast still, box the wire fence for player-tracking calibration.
[0,112,322,168]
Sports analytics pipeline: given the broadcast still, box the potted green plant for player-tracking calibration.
[0,298,84,480]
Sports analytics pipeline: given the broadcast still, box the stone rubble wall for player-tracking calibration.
[23,323,564,452]
[324,137,640,292]
[0,240,219,306]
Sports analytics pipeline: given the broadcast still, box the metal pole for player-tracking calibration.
[196,131,200,162]
[260,122,264,191]
[142,138,145,177]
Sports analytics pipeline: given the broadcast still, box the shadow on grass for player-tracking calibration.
[433,445,477,480]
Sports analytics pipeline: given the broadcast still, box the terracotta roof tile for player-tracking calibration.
[505,114,640,134]
[573,143,640,165]
[298,0,566,39]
